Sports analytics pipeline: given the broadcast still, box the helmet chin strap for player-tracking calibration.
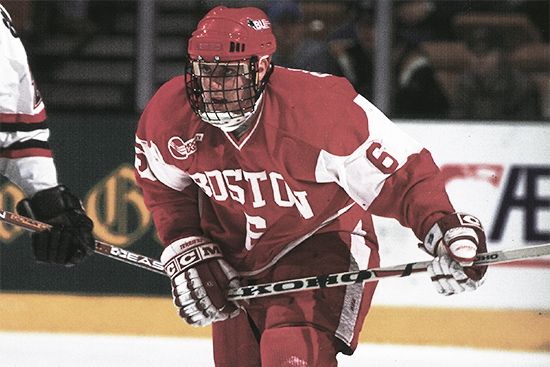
[199,93,264,132]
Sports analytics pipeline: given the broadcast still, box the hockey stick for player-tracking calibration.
[0,208,165,275]
[2,208,549,300]
[228,242,550,300]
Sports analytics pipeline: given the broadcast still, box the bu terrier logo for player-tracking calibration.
[168,133,204,160]
[247,18,271,30]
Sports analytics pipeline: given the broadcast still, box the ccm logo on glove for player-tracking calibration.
[164,243,223,276]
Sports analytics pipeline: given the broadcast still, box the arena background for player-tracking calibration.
[0,0,549,365]
[1,116,548,354]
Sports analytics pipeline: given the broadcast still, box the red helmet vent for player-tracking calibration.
[229,42,245,53]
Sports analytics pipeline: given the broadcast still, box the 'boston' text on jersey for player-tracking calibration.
[190,169,314,219]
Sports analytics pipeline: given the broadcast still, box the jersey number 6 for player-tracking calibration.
[366,142,398,174]
[244,213,266,250]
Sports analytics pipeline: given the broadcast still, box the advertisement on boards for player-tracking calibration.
[0,117,548,304]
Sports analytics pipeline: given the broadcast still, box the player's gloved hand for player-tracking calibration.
[422,213,487,296]
[16,185,95,266]
[160,236,241,327]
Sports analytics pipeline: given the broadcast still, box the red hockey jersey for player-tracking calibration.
[135,66,454,275]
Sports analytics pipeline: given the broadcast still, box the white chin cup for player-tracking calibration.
[198,93,264,132]
[198,111,252,132]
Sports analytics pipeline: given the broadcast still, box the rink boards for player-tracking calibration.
[0,270,549,352]
[0,117,549,351]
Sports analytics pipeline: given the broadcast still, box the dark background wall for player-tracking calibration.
[0,113,170,295]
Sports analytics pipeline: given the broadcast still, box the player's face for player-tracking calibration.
[192,61,256,114]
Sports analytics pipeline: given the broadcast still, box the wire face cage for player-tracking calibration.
[185,57,261,126]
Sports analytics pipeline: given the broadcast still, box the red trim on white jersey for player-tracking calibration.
[0,109,47,123]
[0,147,53,159]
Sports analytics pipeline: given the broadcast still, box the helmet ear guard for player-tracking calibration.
[185,6,276,131]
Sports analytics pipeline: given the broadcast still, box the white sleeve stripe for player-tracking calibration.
[353,94,423,156]
[0,156,58,196]
[134,136,194,191]
[0,129,50,145]
[315,95,423,210]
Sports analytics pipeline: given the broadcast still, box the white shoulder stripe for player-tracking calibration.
[352,94,423,156]
[134,136,193,191]
[315,95,423,210]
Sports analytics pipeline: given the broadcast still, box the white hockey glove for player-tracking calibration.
[160,236,241,327]
[422,213,488,296]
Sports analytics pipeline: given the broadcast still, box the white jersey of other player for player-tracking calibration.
[0,4,58,195]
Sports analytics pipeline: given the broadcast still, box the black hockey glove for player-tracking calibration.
[16,185,95,266]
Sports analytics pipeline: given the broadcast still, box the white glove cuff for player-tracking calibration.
[423,222,444,256]
[423,213,481,259]
[160,236,210,263]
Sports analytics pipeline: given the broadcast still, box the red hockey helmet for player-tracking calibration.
[186,6,276,132]
[188,6,276,62]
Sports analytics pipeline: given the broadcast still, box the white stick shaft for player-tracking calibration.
[3,208,549,301]
[227,243,550,301]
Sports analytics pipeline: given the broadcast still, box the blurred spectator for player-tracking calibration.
[451,27,541,120]
[268,1,336,74]
[392,0,449,118]
[454,0,549,42]
[56,0,97,35]
[396,0,440,44]
[392,43,449,118]
[30,1,122,41]
[516,0,549,42]
[327,2,375,98]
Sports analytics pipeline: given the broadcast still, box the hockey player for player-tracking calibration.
[134,6,487,366]
[0,4,94,265]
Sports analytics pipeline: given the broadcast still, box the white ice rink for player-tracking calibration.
[1,332,549,367]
